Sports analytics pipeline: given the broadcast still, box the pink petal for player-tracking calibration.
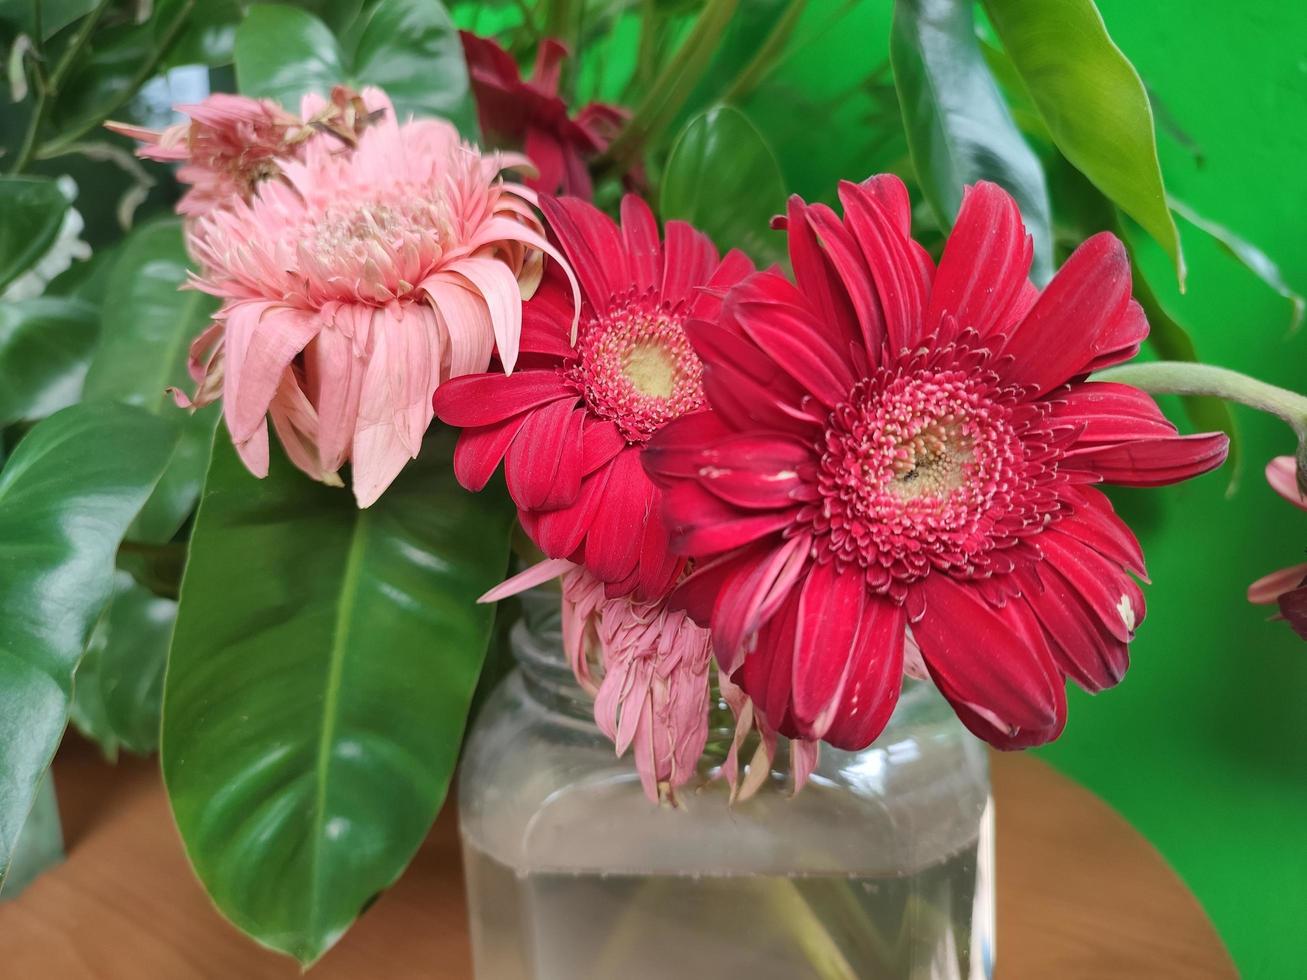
[1249,563,1307,605]
[444,256,524,373]
[1267,456,1307,510]
[223,302,323,443]
[480,557,575,603]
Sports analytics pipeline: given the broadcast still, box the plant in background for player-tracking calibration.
[0,0,1304,970]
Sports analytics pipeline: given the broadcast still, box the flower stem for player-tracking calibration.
[1097,360,1307,492]
[1094,362,1307,435]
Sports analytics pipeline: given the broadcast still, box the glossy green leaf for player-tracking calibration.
[0,176,68,292]
[353,0,474,131]
[157,0,242,68]
[96,571,176,755]
[163,431,515,964]
[981,0,1184,284]
[661,105,786,264]
[890,0,1053,282]
[1169,197,1303,332]
[0,403,178,887]
[68,609,121,760]
[82,219,219,543]
[235,4,346,106]
[0,0,99,41]
[0,297,98,427]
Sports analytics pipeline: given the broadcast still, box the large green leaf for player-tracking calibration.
[96,571,176,755]
[0,0,99,41]
[0,176,68,293]
[890,0,1053,282]
[0,403,178,887]
[236,0,473,130]
[0,297,99,427]
[981,0,1184,285]
[156,0,243,69]
[661,105,786,264]
[163,431,515,964]
[234,5,346,107]
[82,219,220,543]
[352,0,474,130]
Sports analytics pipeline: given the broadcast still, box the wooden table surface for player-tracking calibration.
[0,741,1236,979]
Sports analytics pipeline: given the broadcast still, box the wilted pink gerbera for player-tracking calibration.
[485,557,809,803]
[461,32,628,199]
[107,87,379,219]
[183,89,575,506]
[1248,456,1307,639]
[434,195,752,596]
[646,176,1230,751]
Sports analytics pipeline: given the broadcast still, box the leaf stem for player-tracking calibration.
[36,0,194,162]
[721,0,809,104]
[8,0,112,173]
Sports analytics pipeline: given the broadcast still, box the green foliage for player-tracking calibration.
[82,219,221,544]
[661,105,786,264]
[236,0,473,130]
[0,296,98,426]
[982,0,1184,284]
[0,176,68,292]
[890,0,1054,282]
[0,403,178,887]
[163,431,515,964]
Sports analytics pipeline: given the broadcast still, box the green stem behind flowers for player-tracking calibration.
[1096,360,1307,490]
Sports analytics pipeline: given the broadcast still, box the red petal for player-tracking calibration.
[913,574,1064,735]
[1080,298,1148,374]
[692,434,814,510]
[1057,486,1147,578]
[925,182,1033,343]
[505,399,586,510]
[783,196,861,352]
[433,370,571,426]
[1053,381,1178,445]
[686,249,756,322]
[524,126,566,194]
[661,220,718,304]
[998,232,1133,396]
[737,586,802,726]
[663,480,798,557]
[1066,431,1229,487]
[583,450,652,583]
[642,410,734,484]
[730,273,857,406]
[540,195,627,308]
[452,415,527,491]
[835,180,931,354]
[523,464,612,558]
[1038,528,1144,643]
[789,561,868,738]
[620,194,662,293]
[1278,584,1307,640]
[1022,563,1129,693]
[824,598,905,750]
[804,202,888,358]
[581,418,626,475]
[711,535,811,672]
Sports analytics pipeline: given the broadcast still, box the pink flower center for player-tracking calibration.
[568,301,704,443]
[801,344,1066,593]
[299,195,454,303]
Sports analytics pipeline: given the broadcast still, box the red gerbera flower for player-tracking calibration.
[644,176,1229,751]
[434,194,754,597]
[461,32,628,199]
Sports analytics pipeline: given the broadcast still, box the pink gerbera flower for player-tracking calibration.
[1248,456,1307,638]
[645,176,1230,750]
[107,87,378,218]
[182,89,575,506]
[434,194,752,597]
[461,32,628,198]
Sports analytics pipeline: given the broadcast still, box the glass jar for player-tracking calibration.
[459,600,994,980]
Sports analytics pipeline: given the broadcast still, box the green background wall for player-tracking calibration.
[761,3,1307,976]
